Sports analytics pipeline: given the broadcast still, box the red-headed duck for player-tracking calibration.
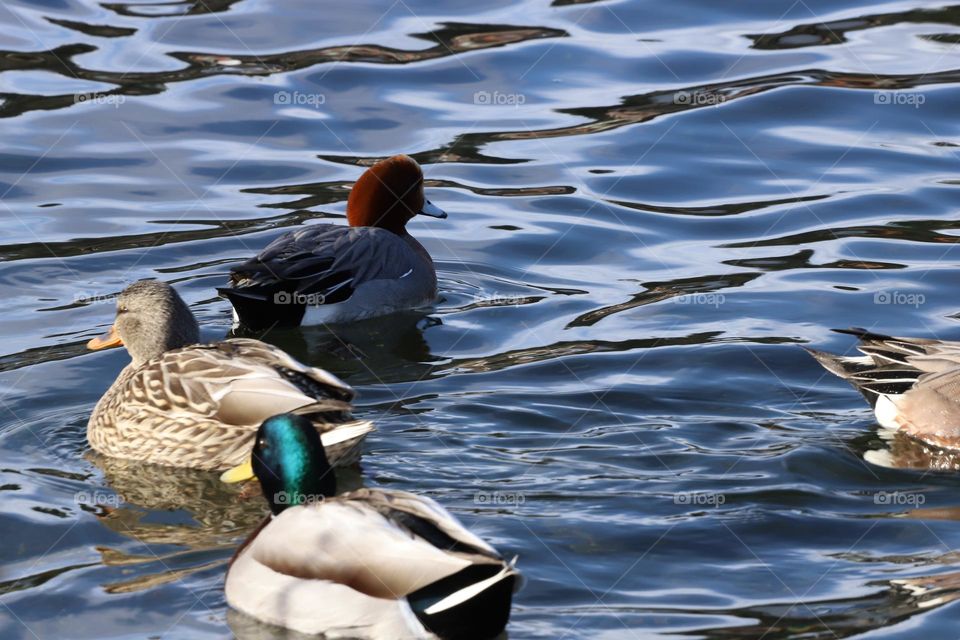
[219,154,446,329]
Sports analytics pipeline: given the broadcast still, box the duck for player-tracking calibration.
[86,280,373,471]
[806,327,960,449]
[222,413,520,639]
[219,154,447,329]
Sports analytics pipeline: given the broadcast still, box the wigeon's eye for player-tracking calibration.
[257,437,269,450]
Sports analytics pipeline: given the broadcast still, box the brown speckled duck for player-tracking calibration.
[86,280,372,471]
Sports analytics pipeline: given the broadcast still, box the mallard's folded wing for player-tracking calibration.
[250,502,478,599]
[351,488,501,558]
[215,339,355,400]
[134,341,353,426]
[102,341,365,469]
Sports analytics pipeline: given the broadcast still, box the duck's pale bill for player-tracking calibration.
[419,200,447,218]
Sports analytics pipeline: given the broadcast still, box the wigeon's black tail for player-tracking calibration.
[218,285,306,330]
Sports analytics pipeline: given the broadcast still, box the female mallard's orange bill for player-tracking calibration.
[87,325,122,350]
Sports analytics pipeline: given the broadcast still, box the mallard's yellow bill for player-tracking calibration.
[88,325,122,350]
[220,461,255,483]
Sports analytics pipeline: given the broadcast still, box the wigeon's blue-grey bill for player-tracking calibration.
[419,199,447,218]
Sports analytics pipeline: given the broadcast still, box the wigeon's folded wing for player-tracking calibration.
[219,225,425,326]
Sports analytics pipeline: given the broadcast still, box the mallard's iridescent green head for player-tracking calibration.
[252,414,336,515]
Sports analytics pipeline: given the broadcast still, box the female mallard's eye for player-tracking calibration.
[117,306,128,314]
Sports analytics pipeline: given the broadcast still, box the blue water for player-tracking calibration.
[3,0,960,638]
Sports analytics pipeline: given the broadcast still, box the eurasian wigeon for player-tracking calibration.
[219,154,446,329]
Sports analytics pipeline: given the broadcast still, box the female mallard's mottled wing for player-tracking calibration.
[88,339,365,470]
[209,338,355,405]
[132,340,353,423]
[248,495,499,600]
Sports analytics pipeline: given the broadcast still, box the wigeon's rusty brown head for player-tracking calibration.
[346,154,446,233]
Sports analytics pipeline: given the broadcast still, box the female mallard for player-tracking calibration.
[223,413,519,639]
[86,280,372,471]
[218,154,447,329]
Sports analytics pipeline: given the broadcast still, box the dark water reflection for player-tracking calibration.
[4,0,960,638]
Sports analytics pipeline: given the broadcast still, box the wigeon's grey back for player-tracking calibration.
[220,224,438,328]
[806,328,960,449]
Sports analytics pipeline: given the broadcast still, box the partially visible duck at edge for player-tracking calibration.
[219,154,447,329]
[806,327,960,450]
[86,280,372,471]
[222,413,519,639]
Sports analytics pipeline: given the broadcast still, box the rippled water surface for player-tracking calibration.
[5,0,960,638]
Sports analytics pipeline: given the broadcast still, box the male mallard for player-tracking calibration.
[218,154,447,329]
[87,280,372,471]
[807,327,960,449]
[223,413,519,639]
